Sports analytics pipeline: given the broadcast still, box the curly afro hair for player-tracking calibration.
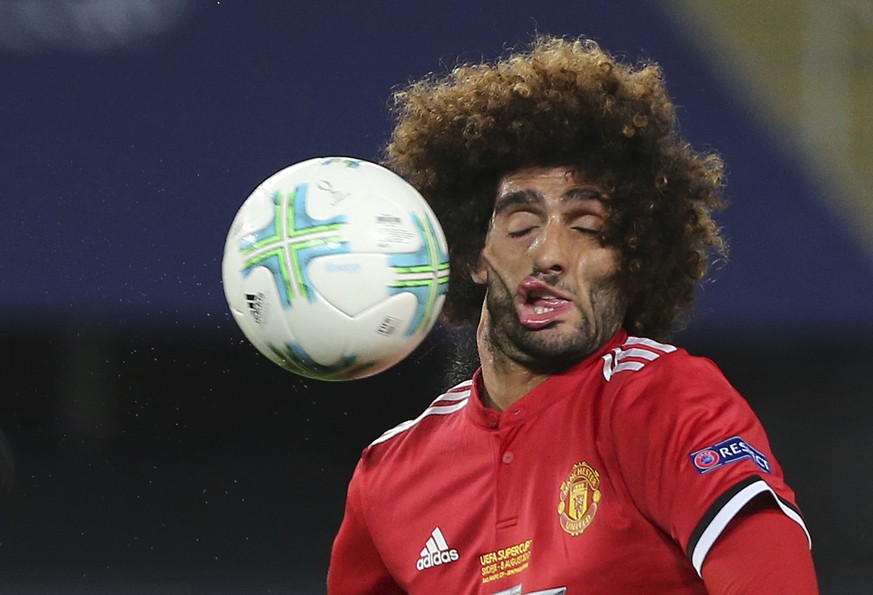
[384,35,727,340]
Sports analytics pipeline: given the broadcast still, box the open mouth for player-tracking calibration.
[516,278,574,329]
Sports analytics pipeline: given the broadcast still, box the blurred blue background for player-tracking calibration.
[1,1,871,593]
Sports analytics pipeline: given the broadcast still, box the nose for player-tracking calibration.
[529,219,568,274]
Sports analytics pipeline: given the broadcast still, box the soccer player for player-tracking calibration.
[328,36,818,594]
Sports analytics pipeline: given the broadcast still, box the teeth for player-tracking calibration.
[533,305,554,314]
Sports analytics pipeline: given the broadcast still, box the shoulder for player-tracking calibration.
[365,378,473,452]
[600,335,748,429]
[601,335,683,382]
[602,334,729,391]
[347,379,475,518]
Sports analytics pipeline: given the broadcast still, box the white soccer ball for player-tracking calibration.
[222,157,450,381]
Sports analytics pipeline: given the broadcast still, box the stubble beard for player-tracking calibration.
[483,274,625,374]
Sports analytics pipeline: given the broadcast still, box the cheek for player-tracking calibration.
[473,238,499,284]
[480,238,521,274]
[577,247,621,284]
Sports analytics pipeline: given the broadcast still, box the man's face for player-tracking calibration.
[473,165,626,371]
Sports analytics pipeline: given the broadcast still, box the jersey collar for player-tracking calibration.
[466,328,629,429]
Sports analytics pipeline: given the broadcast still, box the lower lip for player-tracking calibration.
[518,301,573,329]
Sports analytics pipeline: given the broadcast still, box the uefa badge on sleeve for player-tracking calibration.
[689,436,772,475]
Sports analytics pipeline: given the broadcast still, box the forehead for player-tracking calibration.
[494,165,607,212]
[497,165,604,196]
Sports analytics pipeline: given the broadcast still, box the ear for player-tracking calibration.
[470,255,488,285]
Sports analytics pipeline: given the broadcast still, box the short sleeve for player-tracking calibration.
[608,353,811,575]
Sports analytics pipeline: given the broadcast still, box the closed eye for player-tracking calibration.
[508,226,537,238]
[505,210,541,238]
[570,213,603,236]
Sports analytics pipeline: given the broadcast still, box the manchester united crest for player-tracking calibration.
[557,461,602,536]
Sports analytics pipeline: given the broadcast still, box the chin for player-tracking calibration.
[517,328,599,368]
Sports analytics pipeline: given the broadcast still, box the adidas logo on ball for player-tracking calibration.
[245,292,266,324]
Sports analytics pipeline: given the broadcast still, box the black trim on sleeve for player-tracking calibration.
[774,493,802,519]
[686,475,762,560]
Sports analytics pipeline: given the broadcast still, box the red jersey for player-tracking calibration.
[328,330,810,594]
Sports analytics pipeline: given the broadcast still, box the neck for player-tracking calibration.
[476,309,550,412]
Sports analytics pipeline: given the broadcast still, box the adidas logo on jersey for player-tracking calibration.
[416,527,459,571]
